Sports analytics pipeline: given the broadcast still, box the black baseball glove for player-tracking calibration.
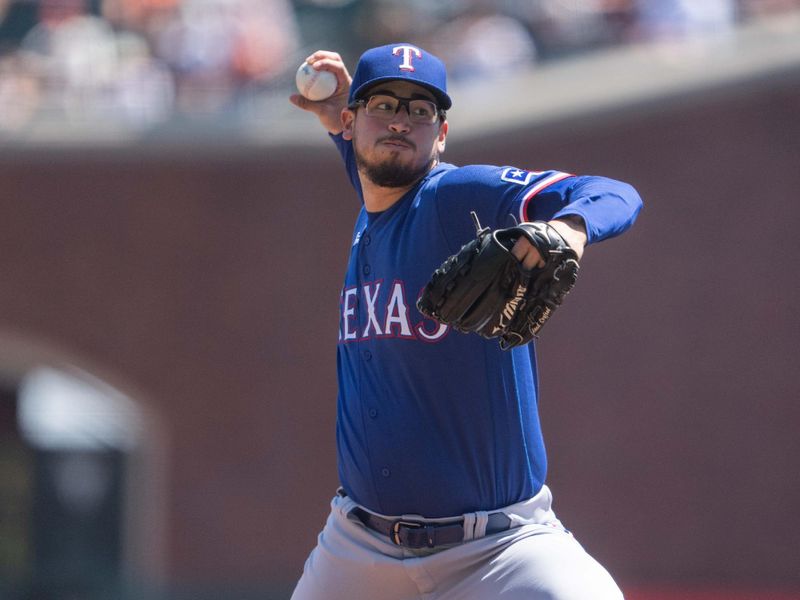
[416,212,579,349]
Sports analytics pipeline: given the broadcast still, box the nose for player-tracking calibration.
[388,105,411,133]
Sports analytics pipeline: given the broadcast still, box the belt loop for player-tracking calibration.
[336,494,357,518]
[462,513,477,542]
[473,511,489,539]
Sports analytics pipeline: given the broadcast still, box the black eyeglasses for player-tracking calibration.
[349,93,444,125]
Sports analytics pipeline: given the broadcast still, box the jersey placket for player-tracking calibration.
[355,223,394,502]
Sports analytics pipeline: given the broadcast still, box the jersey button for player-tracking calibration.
[363,234,371,246]
[368,408,378,419]
[363,264,371,276]
[381,468,390,477]
[363,350,372,361]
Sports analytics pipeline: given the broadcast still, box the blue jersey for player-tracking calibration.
[331,134,642,518]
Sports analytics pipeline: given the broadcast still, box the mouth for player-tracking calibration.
[378,136,415,151]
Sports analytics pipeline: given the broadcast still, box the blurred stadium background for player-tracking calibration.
[1,0,799,598]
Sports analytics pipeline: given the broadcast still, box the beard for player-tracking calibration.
[354,135,437,189]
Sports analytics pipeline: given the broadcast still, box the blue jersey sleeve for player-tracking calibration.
[432,165,642,251]
[524,175,643,244]
[330,133,363,202]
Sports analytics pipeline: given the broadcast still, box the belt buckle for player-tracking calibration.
[391,519,423,546]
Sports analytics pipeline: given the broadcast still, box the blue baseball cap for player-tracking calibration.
[349,43,452,110]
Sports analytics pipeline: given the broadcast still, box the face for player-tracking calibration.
[341,81,448,189]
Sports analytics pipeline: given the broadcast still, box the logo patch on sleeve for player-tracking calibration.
[501,168,534,185]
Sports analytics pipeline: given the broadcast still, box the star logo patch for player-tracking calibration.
[501,168,534,185]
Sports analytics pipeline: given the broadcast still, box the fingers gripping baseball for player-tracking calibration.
[289,51,353,134]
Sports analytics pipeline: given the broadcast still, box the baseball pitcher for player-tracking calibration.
[289,43,643,599]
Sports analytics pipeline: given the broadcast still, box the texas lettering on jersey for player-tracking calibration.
[339,280,449,343]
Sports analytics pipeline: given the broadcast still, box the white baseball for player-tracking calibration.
[295,62,338,101]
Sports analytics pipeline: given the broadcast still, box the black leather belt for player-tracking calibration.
[349,506,512,549]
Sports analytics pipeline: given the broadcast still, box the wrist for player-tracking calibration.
[548,217,587,259]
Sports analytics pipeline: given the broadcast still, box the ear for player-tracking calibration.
[436,120,448,154]
[341,108,355,141]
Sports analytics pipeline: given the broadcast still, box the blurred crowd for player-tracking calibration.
[0,0,798,138]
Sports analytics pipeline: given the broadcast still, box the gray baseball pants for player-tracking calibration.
[291,485,624,599]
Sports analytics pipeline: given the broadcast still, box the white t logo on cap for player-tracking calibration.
[392,45,422,72]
